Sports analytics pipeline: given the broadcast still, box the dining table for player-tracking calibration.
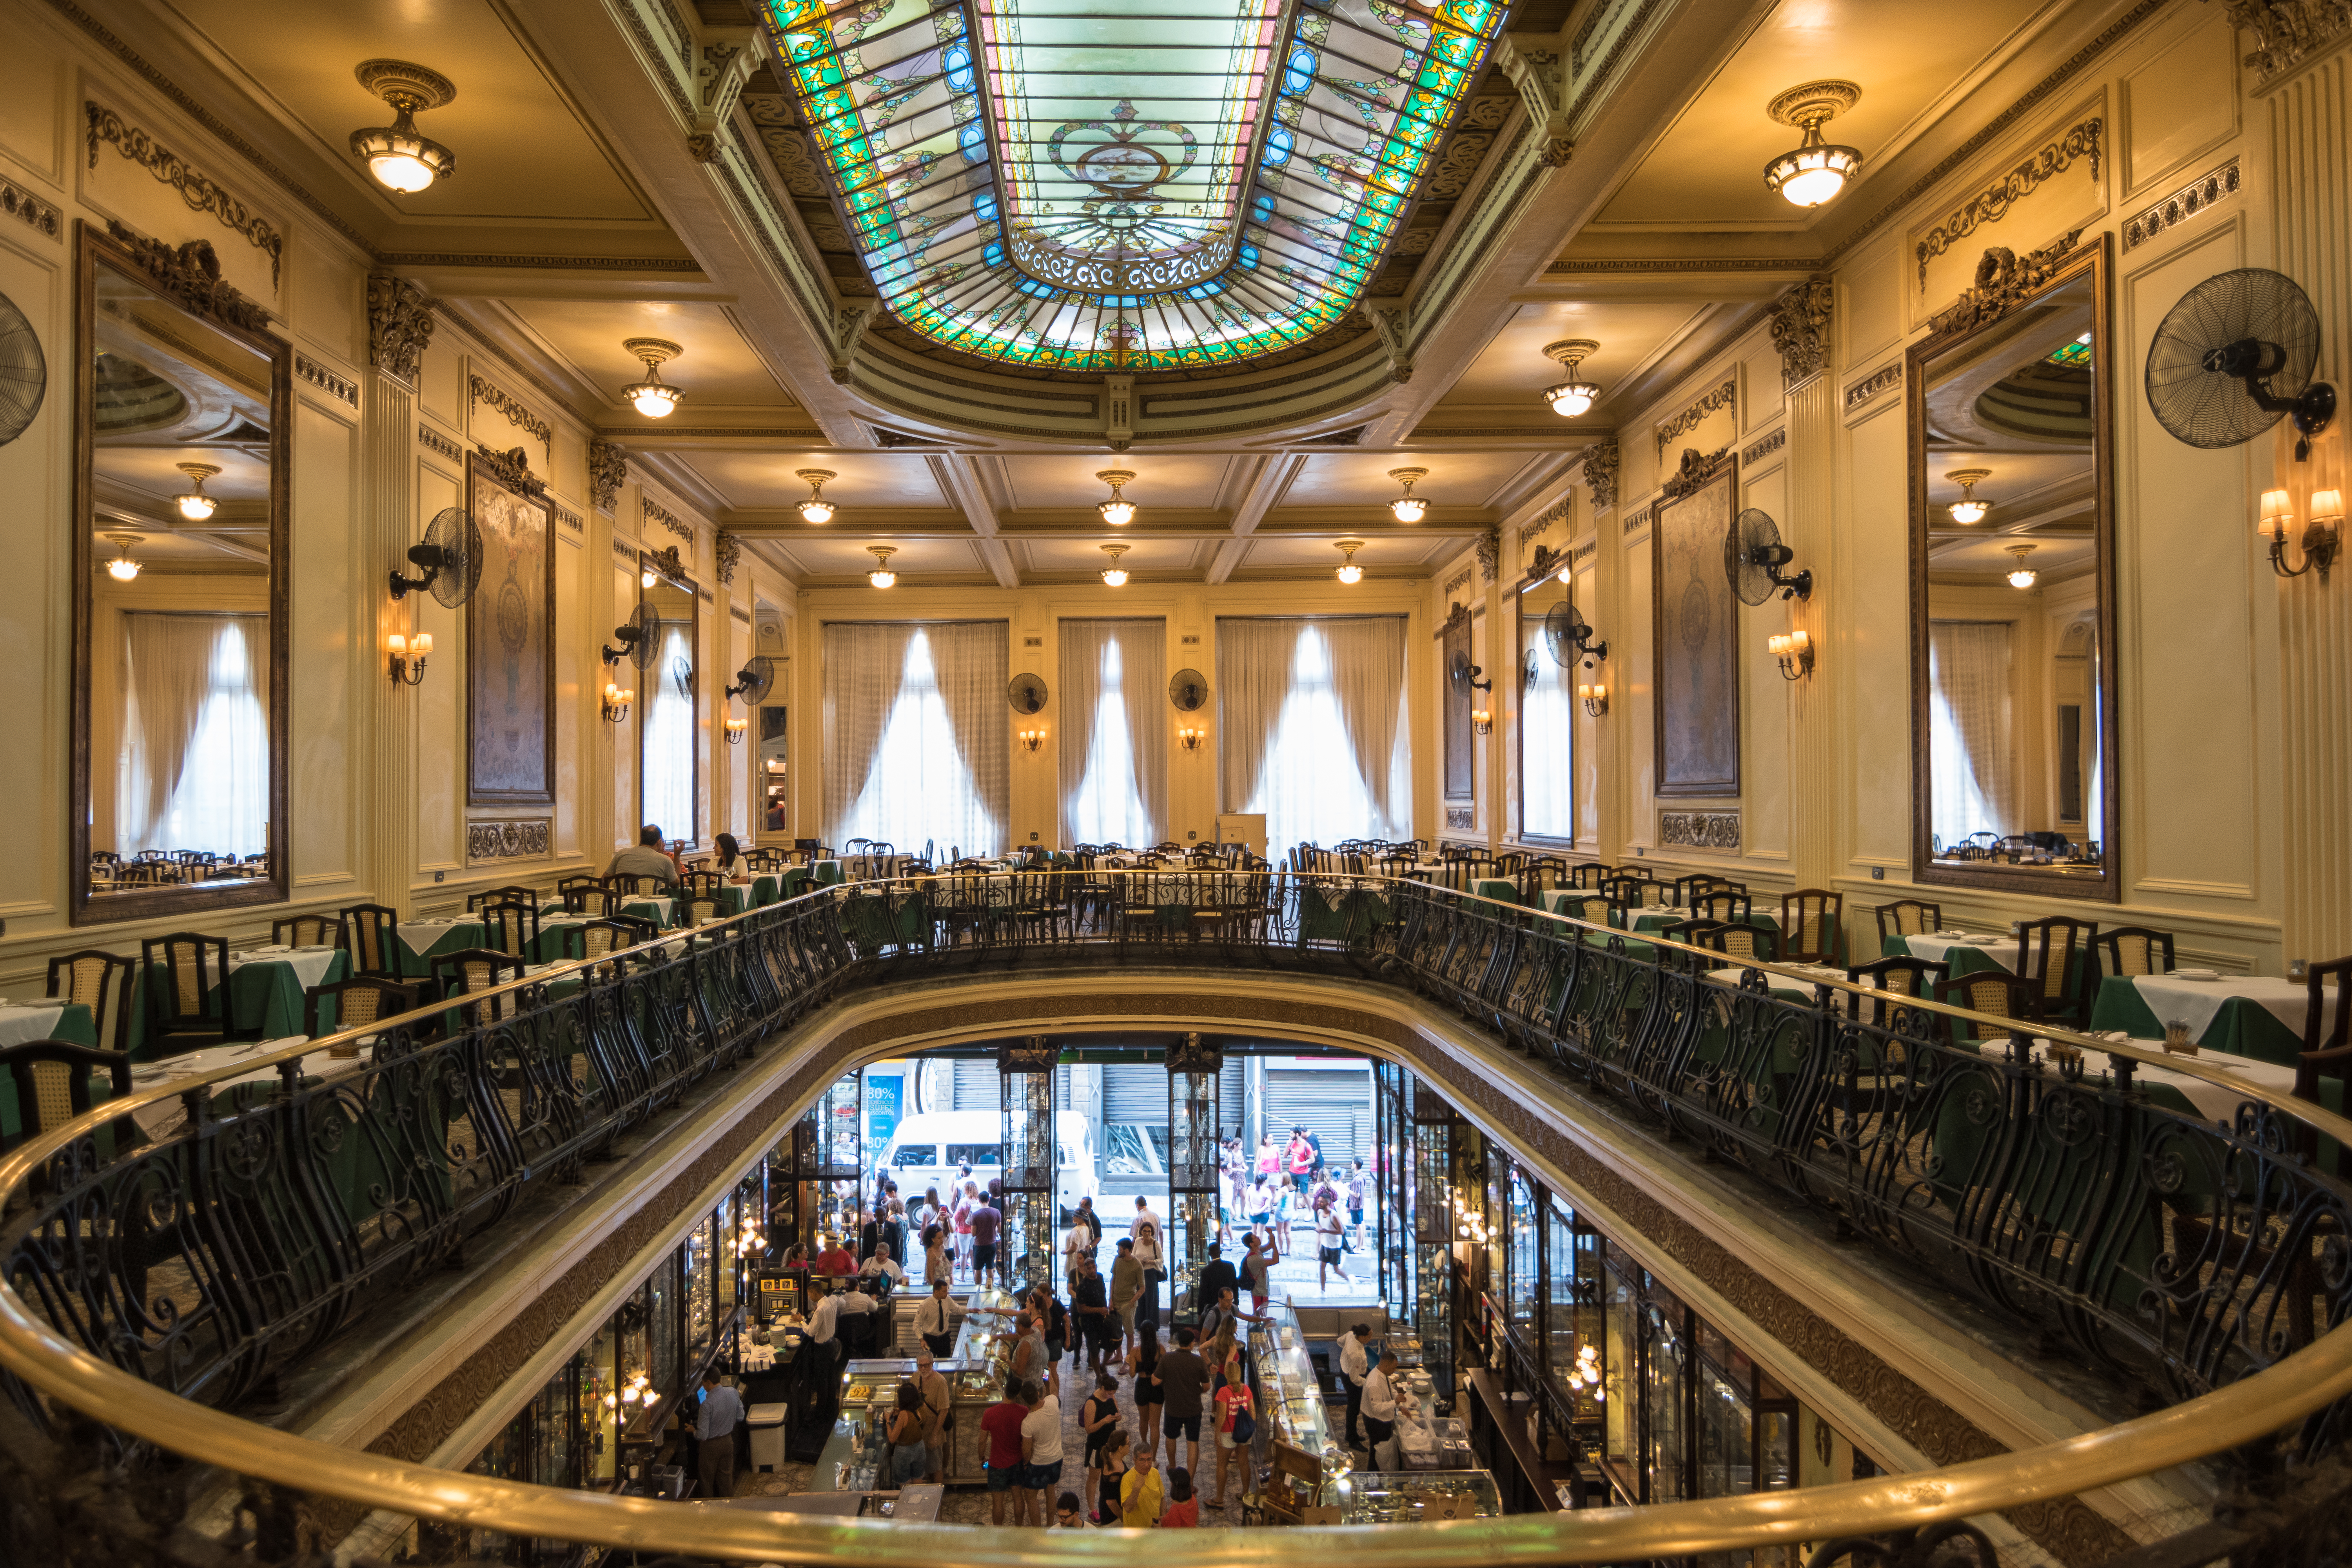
[0,998,105,1143]
[2088,973,2327,1068]
[120,947,351,1058]
[395,911,611,975]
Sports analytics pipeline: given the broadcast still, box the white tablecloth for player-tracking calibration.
[397,916,475,954]
[1901,935,2013,969]
[2047,1036,2301,1124]
[2130,974,2325,1042]
[0,1004,68,1049]
[126,1037,372,1139]
[231,947,343,991]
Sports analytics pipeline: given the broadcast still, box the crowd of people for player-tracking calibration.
[1216,1127,1372,1293]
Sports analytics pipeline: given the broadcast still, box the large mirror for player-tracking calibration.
[1907,236,2117,898]
[72,223,290,924]
[1515,566,1584,844]
[637,551,699,848]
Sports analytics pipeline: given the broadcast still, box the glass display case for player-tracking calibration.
[1333,1468,1501,1523]
[577,1319,619,1487]
[1247,1296,1333,1457]
[684,1216,714,1367]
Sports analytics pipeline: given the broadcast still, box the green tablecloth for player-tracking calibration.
[1882,935,2010,980]
[778,867,812,901]
[398,920,485,976]
[131,953,350,1058]
[812,860,845,887]
[750,875,781,907]
[2088,976,2306,1067]
[621,898,673,930]
[1298,884,1392,942]
[1472,878,1521,906]
[0,1002,100,1143]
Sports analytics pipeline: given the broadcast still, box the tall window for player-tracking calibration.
[1218,617,1408,855]
[1927,620,2016,847]
[1521,630,1576,840]
[118,613,268,857]
[1060,618,1165,848]
[824,622,1008,855]
[641,623,696,840]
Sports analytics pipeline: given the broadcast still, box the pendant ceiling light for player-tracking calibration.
[1335,539,1365,585]
[1096,469,1138,526]
[103,532,144,582]
[2004,544,2038,589]
[1542,339,1602,417]
[866,545,898,589]
[349,60,458,194]
[1946,468,1993,525]
[620,338,684,417]
[1763,81,1862,207]
[796,468,837,524]
[1099,543,1131,587]
[173,462,221,521]
[1387,468,1430,523]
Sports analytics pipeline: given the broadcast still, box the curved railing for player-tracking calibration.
[2,869,2348,1563]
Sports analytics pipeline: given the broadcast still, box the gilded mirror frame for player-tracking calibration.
[635,546,701,850]
[1905,232,2119,901]
[69,220,292,926]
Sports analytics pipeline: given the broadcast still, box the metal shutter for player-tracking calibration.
[1260,1065,1372,1165]
[953,1058,999,1112]
[1102,1062,1168,1123]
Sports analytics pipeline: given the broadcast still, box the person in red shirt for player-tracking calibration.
[1160,1466,1200,1527]
[979,1376,1032,1526]
[812,1234,855,1276]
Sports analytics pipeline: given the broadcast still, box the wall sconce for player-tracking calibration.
[387,631,432,686]
[1577,682,1609,717]
[723,715,748,746]
[2262,485,2341,582]
[601,682,635,722]
[1767,630,1814,680]
[1019,728,1045,753]
[1177,724,1205,752]
[1471,707,1493,735]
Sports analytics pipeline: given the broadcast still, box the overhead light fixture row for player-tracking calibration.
[1387,468,1429,523]
[1099,543,1131,586]
[621,338,684,418]
[173,462,221,521]
[350,60,458,194]
[1096,469,1137,526]
[1335,539,1365,584]
[797,469,837,524]
[1945,469,1993,525]
[866,545,898,589]
[1542,340,1602,417]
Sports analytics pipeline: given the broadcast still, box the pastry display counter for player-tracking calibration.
[1247,1296,1333,1457]
[1332,1468,1501,1522]
[832,1355,993,1486]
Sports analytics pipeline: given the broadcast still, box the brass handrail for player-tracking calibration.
[2,869,2345,1562]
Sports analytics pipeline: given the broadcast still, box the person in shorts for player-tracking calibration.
[980,1376,1029,1525]
[1019,1377,1064,1526]
[1315,1194,1354,1290]
[969,1191,1002,1286]
[1155,1327,1210,1480]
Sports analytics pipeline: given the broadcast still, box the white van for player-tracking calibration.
[878,1110,1098,1225]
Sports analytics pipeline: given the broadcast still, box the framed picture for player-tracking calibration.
[465,448,557,806]
[1651,451,1740,798]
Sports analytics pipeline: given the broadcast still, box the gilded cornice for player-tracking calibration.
[1913,120,2102,288]
[468,374,552,456]
[86,102,284,287]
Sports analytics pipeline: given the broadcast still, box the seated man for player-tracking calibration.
[859,1242,906,1289]
[607,824,681,887]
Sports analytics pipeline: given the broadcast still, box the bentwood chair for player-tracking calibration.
[2295,958,2352,1174]
[1844,955,1949,1030]
[477,899,540,958]
[2096,926,2177,979]
[1693,922,1779,964]
[303,975,423,1040]
[0,1042,134,1154]
[556,873,605,905]
[1780,890,1844,964]
[1931,972,2039,1050]
[139,933,236,1054]
[429,949,530,1026]
[565,884,624,917]
[1693,889,1753,925]
[1872,900,1944,948]
[467,884,541,912]
[341,904,403,978]
[2015,916,2096,1028]
[272,913,348,950]
[45,949,138,1057]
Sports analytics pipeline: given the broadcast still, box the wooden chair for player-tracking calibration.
[477,899,540,958]
[555,918,652,969]
[467,884,541,911]
[564,884,622,916]
[1692,889,1752,925]
[272,913,348,950]
[1780,890,1844,964]
[45,949,138,1057]
[429,949,530,1026]
[608,871,668,897]
[556,873,604,903]
[680,891,724,927]
[0,1042,133,1154]
[2014,916,2095,1028]
[1872,900,1944,947]
[303,976,424,1039]
[139,933,235,1054]
[2295,958,2352,1174]
[681,867,725,897]
[1845,955,1950,1030]
[336,903,405,977]
[1693,922,1779,964]
[1931,972,2039,1049]
[1673,873,1741,905]
[2096,926,2176,979]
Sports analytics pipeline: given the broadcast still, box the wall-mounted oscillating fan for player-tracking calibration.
[1448,649,1490,693]
[603,601,661,670]
[1007,672,1048,714]
[726,655,777,704]
[387,508,485,606]
[1543,599,1606,668]
[671,654,694,701]
[0,289,44,446]
[1169,669,1209,711]
[2145,267,2337,456]
[1726,508,1813,604]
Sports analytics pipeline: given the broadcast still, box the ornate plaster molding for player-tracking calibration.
[552,504,583,534]
[295,354,359,408]
[468,374,552,456]
[1843,363,1904,412]
[1474,524,1502,585]
[2223,0,2352,85]
[1742,427,1788,466]
[1519,495,1572,544]
[1581,439,1620,511]
[102,220,269,332]
[1445,806,1475,832]
[86,103,283,287]
[1,179,60,241]
[417,424,461,462]
[1442,566,1474,597]
[714,530,741,586]
[1768,277,1835,385]
[1659,443,1730,502]
[366,274,433,385]
[1363,303,1413,383]
[1655,377,1736,457]
[1661,810,1741,850]
[1497,38,1572,167]
[2123,158,2241,250]
[472,443,545,499]
[829,303,876,385]
[642,495,694,543]
[1914,121,2101,288]
[466,819,550,862]
[588,439,629,514]
[1926,232,2083,341]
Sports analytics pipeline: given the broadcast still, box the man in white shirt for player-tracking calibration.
[1361,1349,1400,1461]
[1018,1377,1064,1527]
[914,1279,956,1359]
[1062,1217,1095,1279]
[1131,1196,1165,1332]
[1339,1324,1372,1449]
[807,1285,843,1357]
[859,1242,906,1288]
[836,1278,878,1355]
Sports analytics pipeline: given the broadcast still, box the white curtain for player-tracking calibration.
[1928,620,2017,847]
[1218,617,1409,855]
[826,622,1007,855]
[1060,619,1165,848]
[1522,641,1575,840]
[119,612,269,857]
[642,622,696,840]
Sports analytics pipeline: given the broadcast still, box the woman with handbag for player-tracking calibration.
[913,1350,952,1483]
[1211,1362,1255,1509]
[884,1381,928,1488]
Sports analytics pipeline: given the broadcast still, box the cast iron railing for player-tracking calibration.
[2,870,2350,1564]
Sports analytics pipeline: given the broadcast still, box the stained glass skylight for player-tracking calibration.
[764,0,1510,372]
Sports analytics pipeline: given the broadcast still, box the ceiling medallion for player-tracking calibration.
[621,338,684,417]
[1542,339,1602,416]
[1764,80,1862,207]
[350,60,457,194]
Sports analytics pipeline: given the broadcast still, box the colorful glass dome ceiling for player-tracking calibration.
[764,0,1510,372]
